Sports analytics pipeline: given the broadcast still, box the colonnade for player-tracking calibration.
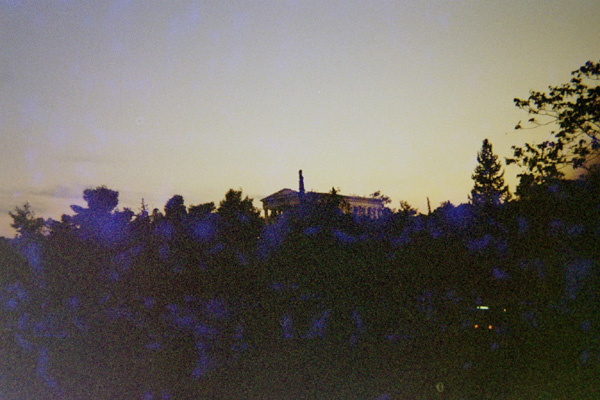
[351,206,383,219]
[263,204,383,221]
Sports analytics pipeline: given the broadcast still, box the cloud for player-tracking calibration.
[25,185,83,200]
[0,185,84,212]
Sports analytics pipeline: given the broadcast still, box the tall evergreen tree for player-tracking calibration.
[470,139,510,206]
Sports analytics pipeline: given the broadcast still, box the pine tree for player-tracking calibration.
[470,139,510,206]
[9,202,45,238]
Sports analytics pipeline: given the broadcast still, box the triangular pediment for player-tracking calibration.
[260,188,299,202]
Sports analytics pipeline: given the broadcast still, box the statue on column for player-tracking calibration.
[299,170,305,204]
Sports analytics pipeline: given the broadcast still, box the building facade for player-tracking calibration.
[260,171,385,221]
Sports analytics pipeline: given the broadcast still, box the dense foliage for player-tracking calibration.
[1,61,599,399]
[507,60,600,196]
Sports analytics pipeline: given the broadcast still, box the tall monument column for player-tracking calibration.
[299,169,305,203]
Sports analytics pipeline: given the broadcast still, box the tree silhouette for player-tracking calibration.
[217,189,262,249]
[164,195,187,222]
[217,189,260,221]
[507,60,600,195]
[69,186,120,229]
[369,190,391,206]
[398,200,418,217]
[70,186,119,219]
[470,139,510,206]
[188,202,215,218]
[67,186,132,245]
[9,202,45,238]
[319,187,351,214]
[82,185,119,213]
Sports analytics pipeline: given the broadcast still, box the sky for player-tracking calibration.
[1,1,599,237]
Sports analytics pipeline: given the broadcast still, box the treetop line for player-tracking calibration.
[7,60,600,236]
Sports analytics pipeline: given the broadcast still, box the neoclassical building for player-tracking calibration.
[260,171,386,221]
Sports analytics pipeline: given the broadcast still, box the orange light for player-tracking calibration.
[474,324,479,329]
[488,325,493,330]
[503,308,507,312]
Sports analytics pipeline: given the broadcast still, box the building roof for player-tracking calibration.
[260,188,300,204]
[261,188,383,207]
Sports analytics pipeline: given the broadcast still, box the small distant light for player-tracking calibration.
[436,382,445,393]
[488,325,493,330]
[477,306,489,310]
[474,324,479,329]
[503,308,507,312]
